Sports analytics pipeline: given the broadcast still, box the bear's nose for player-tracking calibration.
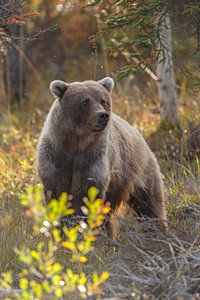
[98,112,109,124]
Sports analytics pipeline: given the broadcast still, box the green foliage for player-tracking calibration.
[0,185,110,299]
[85,0,200,90]
[86,0,166,63]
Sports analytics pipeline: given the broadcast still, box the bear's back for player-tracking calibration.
[108,113,152,191]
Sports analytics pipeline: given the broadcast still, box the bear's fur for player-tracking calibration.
[36,77,168,238]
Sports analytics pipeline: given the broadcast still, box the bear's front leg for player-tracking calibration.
[39,169,64,205]
[70,174,108,216]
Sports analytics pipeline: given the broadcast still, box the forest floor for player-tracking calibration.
[0,88,199,299]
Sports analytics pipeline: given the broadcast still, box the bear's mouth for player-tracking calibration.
[91,125,106,132]
[91,127,105,132]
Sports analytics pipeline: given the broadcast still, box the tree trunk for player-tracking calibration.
[156,13,178,126]
[3,24,29,105]
[0,52,7,109]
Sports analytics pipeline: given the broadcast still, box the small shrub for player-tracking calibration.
[0,185,110,299]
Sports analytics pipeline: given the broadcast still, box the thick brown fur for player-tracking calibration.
[36,77,168,238]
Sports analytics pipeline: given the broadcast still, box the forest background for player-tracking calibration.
[0,1,200,299]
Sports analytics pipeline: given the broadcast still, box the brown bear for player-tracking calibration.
[36,77,168,238]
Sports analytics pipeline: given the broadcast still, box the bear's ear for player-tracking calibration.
[49,80,69,98]
[98,77,114,93]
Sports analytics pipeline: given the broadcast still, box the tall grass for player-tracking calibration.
[0,85,199,299]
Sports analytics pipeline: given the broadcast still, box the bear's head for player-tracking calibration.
[49,77,114,136]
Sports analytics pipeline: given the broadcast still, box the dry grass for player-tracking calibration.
[97,214,200,299]
[0,85,200,299]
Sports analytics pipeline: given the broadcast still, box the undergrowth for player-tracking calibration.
[0,90,199,299]
[1,185,110,299]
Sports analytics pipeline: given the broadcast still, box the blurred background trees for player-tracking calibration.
[0,0,23,108]
[0,0,199,125]
[0,0,35,107]
[0,3,199,296]
[86,0,200,125]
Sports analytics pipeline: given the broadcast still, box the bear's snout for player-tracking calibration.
[97,111,109,126]
[90,111,110,132]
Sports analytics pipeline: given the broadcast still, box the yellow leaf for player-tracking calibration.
[55,288,63,298]
[85,236,96,242]
[19,278,28,290]
[88,186,99,201]
[100,271,109,281]
[52,275,61,285]
[103,206,111,214]
[79,256,88,263]
[62,241,75,251]
[30,250,39,260]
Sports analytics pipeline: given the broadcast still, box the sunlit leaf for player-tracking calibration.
[19,278,28,290]
[79,256,88,263]
[88,186,99,201]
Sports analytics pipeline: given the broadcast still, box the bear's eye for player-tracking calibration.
[82,99,90,106]
[101,99,106,106]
